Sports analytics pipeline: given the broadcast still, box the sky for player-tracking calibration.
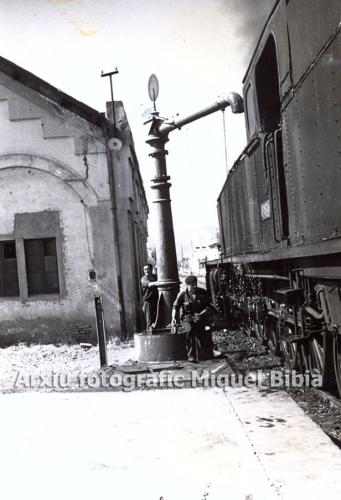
[0,0,275,249]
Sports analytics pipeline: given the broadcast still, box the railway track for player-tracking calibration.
[313,388,341,411]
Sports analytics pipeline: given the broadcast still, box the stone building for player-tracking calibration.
[0,56,148,345]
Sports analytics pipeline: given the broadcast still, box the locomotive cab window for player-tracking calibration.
[245,83,258,137]
[255,35,281,133]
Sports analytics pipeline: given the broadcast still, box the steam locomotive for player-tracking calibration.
[206,0,341,393]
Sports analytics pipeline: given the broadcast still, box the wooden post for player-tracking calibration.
[95,296,107,367]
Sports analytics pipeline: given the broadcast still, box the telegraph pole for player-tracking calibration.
[101,67,119,131]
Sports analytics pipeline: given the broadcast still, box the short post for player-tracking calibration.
[94,296,107,367]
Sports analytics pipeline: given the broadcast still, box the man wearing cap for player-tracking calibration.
[141,264,158,330]
[171,275,214,362]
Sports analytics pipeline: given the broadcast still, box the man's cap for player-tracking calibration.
[185,274,198,285]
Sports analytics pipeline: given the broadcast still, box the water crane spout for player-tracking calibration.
[159,92,243,136]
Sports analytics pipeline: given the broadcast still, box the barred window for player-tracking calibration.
[24,238,59,295]
[0,241,19,297]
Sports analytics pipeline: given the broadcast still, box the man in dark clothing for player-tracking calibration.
[141,264,158,330]
[171,274,214,362]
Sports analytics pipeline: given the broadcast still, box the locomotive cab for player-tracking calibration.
[244,32,289,245]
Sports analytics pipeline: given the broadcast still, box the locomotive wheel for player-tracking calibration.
[245,316,254,338]
[247,318,256,338]
[264,316,281,356]
[333,335,341,397]
[252,319,265,344]
[298,344,309,373]
[280,323,299,370]
[306,332,336,390]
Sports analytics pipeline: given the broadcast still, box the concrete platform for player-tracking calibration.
[1,387,341,500]
[223,386,341,498]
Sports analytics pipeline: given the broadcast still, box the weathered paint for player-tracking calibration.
[0,60,148,344]
[107,102,149,335]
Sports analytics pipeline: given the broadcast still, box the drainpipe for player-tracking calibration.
[102,112,127,337]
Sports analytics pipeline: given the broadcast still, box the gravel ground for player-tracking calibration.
[213,328,282,372]
[289,388,341,447]
[0,340,137,393]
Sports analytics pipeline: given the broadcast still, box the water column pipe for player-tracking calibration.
[146,92,244,332]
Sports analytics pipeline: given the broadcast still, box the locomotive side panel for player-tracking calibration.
[252,143,276,251]
[246,154,263,252]
[217,184,229,256]
[218,152,264,258]
[286,0,341,86]
[283,23,341,246]
[228,166,251,254]
[224,137,288,257]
